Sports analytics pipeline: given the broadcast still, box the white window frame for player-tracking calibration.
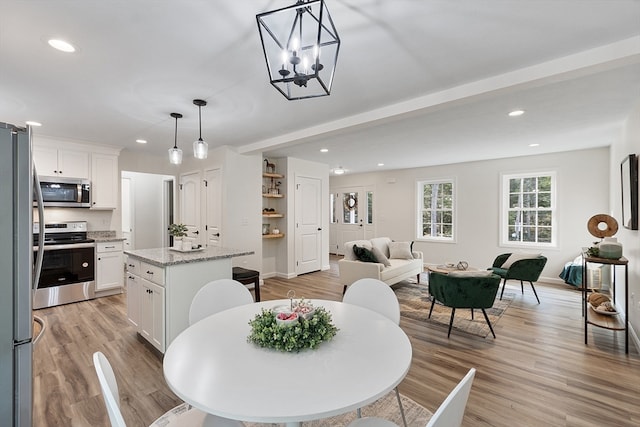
[500,171,557,248]
[416,178,456,243]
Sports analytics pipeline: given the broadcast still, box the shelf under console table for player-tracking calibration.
[581,250,629,353]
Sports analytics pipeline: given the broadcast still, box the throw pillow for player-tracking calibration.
[353,245,378,263]
[389,241,414,260]
[371,246,391,267]
[501,252,541,269]
[448,270,494,277]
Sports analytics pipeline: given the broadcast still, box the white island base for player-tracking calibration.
[124,246,254,353]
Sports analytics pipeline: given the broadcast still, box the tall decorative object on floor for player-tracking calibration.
[256,0,340,100]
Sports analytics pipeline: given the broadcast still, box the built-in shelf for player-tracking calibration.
[263,193,284,198]
[263,172,284,179]
[262,233,284,239]
[262,213,284,218]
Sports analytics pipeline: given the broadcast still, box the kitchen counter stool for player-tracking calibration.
[232,267,261,302]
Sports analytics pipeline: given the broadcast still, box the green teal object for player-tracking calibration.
[599,238,623,259]
[489,253,547,304]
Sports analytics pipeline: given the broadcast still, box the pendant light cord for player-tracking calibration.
[198,105,203,140]
[174,115,179,149]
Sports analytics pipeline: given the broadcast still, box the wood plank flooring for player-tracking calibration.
[33,257,640,426]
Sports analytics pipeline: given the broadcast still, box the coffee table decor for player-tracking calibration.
[247,295,338,352]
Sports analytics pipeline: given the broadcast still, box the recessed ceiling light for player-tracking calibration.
[48,39,76,53]
[377,163,384,167]
[508,110,525,117]
[334,167,345,175]
[136,139,147,144]
[529,143,540,147]
[320,148,328,153]
[25,121,42,127]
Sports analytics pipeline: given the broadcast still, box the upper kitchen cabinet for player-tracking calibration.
[33,145,90,179]
[91,153,119,210]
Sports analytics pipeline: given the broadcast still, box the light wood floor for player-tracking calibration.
[33,258,640,427]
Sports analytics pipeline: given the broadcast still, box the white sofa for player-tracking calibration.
[338,237,424,293]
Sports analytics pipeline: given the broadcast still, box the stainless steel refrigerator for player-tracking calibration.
[0,122,44,426]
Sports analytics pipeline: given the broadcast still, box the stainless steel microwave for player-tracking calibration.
[36,176,91,208]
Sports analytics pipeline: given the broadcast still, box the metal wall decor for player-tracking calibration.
[256,0,340,100]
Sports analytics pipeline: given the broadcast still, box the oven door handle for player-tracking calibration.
[40,243,96,251]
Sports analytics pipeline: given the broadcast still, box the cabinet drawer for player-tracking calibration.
[141,262,164,286]
[97,241,123,253]
[125,257,141,276]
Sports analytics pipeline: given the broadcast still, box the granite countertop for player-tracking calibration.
[88,231,126,243]
[124,246,254,267]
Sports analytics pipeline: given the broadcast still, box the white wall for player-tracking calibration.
[610,102,640,346]
[331,147,610,282]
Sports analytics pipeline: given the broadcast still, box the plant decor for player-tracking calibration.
[247,307,338,352]
[168,223,188,237]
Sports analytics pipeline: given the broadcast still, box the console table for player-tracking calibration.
[581,250,629,353]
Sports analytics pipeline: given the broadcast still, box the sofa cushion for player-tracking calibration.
[344,240,373,261]
[389,241,413,260]
[371,246,391,267]
[380,258,421,281]
[353,245,378,263]
[370,237,392,258]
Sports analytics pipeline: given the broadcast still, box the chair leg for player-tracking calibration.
[429,298,436,318]
[499,278,507,300]
[529,281,541,304]
[520,280,524,294]
[395,387,408,427]
[481,308,496,338]
[470,308,474,320]
[416,273,421,284]
[357,408,362,418]
[342,285,347,295]
[447,308,456,338]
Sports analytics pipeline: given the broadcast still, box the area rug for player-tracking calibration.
[394,281,514,338]
[242,392,431,426]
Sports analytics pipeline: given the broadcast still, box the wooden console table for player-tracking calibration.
[581,250,629,353]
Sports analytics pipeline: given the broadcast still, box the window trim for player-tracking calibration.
[500,171,557,248]
[415,177,457,243]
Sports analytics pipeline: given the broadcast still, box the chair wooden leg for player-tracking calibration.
[342,285,347,295]
[529,281,540,304]
[499,279,507,300]
[447,308,456,338]
[481,308,496,338]
[429,298,435,318]
[395,387,408,427]
[416,273,421,284]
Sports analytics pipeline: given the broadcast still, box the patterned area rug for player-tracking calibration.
[394,281,514,338]
[243,392,431,426]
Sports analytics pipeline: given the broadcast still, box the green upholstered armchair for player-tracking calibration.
[489,253,547,304]
[428,272,501,338]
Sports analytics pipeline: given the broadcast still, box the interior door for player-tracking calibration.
[121,176,134,250]
[335,187,364,255]
[204,168,222,247]
[295,176,322,275]
[179,171,202,246]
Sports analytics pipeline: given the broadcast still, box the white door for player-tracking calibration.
[295,176,322,275]
[180,171,202,245]
[204,168,222,247]
[335,187,365,255]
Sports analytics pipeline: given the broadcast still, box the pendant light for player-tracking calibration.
[193,99,208,159]
[168,113,183,165]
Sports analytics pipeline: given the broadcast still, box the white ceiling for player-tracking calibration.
[1,0,639,174]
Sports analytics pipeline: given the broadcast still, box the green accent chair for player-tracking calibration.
[489,253,547,304]
[428,272,501,338]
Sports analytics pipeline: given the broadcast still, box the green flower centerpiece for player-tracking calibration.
[247,306,338,352]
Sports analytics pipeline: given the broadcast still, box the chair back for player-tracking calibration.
[93,352,127,427]
[343,278,400,325]
[425,368,476,427]
[429,273,500,309]
[189,279,254,325]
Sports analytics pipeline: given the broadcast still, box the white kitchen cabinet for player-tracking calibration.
[91,153,118,210]
[126,272,140,329]
[33,145,90,179]
[95,241,124,291]
[140,278,165,352]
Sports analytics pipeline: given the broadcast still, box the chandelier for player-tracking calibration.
[168,113,183,165]
[256,0,340,100]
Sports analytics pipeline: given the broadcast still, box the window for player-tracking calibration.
[502,172,556,246]
[417,179,455,241]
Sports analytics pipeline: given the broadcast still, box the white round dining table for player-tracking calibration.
[163,299,412,427]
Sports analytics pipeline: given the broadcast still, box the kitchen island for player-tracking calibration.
[124,246,254,352]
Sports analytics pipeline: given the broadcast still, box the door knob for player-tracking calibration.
[213,233,220,237]
[193,230,200,235]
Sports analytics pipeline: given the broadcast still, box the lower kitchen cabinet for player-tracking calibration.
[140,278,165,352]
[126,273,141,329]
[96,241,124,291]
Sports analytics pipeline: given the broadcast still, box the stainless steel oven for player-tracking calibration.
[33,221,95,309]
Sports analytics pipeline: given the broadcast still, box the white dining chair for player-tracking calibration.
[342,278,406,427]
[93,351,243,427]
[188,278,254,325]
[347,368,476,427]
